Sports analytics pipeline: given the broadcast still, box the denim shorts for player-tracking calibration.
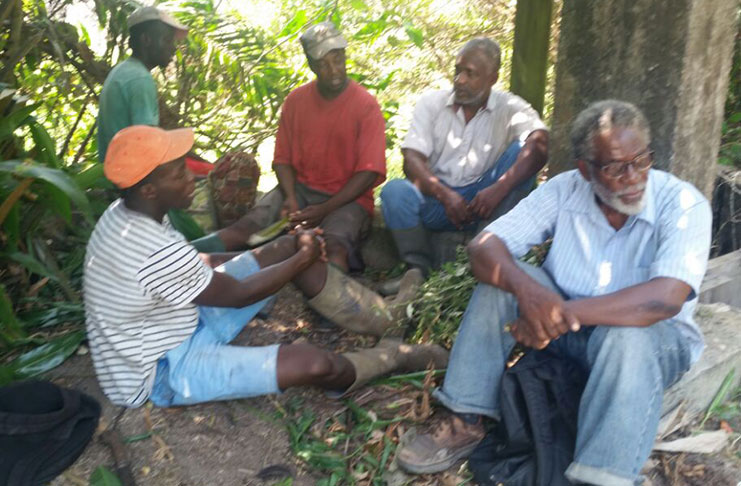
[149,251,280,406]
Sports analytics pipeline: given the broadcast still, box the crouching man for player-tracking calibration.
[83,125,446,408]
[396,100,711,485]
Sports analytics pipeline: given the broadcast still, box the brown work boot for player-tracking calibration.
[396,413,485,474]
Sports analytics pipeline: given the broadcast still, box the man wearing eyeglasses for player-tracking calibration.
[397,100,712,485]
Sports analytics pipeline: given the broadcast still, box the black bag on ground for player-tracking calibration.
[468,350,587,486]
[0,380,101,486]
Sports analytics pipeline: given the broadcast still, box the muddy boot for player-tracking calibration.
[340,338,449,395]
[386,268,425,337]
[308,265,394,337]
[378,226,432,296]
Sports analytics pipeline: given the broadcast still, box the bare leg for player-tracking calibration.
[324,237,350,273]
[276,343,355,390]
[248,234,327,298]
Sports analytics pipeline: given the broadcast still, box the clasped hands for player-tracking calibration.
[281,196,329,229]
[509,284,581,350]
[291,226,327,264]
[443,185,502,229]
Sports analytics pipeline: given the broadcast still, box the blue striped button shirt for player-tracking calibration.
[485,169,712,363]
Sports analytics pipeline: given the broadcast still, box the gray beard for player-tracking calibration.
[591,179,647,216]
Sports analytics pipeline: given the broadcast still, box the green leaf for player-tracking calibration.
[728,112,741,124]
[0,284,26,346]
[247,217,289,247]
[89,466,123,486]
[73,164,107,190]
[28,120,60,168]
[167,208,205,241]
[0,104,39,140]
[701,368,736,427]
[350,0,369,11]
[0,160,92,222]
[404,22,424,47]
[278,10,307,36]
[5,251,57,280]
[11,330,84,380]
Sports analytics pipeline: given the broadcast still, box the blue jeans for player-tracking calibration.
[435,262,692,486]
[149,252,280,406]
[381,141,531,231]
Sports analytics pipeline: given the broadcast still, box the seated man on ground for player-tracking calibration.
[83,125,446,408]
[379,37,548,292]
[236,21,387,272]
[396,100,712,485]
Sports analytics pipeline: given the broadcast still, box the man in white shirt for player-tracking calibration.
[380,37,548,284]
[395,100,711,485]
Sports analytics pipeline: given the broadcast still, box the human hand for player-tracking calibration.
[281,196,300,219]
[289,204,327,228]
[513,283,580,345]
[293,227,327,264]
[468,185,503,220]
[441,190,470,229]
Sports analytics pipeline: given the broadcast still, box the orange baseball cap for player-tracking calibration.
[104,125,194,189]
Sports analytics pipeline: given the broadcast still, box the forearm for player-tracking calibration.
[274,164,297,200]
[468,232,541,295]
[321,171,377,212]
[565,278,691,327]
[194,251,313,307]
[490,130,548,195]
[402,148,455,202]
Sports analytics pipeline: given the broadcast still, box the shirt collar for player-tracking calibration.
[563,169,657,226]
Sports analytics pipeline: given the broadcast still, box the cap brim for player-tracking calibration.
[309,36,348,60]
[160,128,194,167]
[159,12,188,40]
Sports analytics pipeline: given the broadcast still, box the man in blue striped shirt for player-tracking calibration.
[397,100,712,485]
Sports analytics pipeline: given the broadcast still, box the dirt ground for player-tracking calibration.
[45,283,741,486]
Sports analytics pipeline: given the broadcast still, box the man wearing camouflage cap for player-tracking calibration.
[244,21,387,274]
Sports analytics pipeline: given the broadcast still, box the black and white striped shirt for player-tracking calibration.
[83,200,213,407]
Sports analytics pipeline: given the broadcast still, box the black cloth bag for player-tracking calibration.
[468,350,587,486]
[0,380,101,486]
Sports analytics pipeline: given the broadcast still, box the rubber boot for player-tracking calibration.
[378,226,432,296]
[340,338,449,395]
[386,268,425,337]
[308,265,394,337]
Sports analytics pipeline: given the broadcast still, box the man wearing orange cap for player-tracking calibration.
[84,125,446,408]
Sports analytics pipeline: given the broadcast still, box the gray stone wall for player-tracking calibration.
[549,0,738,200]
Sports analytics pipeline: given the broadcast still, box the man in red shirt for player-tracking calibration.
[248,21,387,272]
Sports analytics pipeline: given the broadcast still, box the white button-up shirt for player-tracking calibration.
[485,169,712,363]
[402,89,546,187]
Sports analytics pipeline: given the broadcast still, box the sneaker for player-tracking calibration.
[396,413,485,474]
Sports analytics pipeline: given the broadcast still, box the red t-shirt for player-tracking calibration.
[273,80,387,214]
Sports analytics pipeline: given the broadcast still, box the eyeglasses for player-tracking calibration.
[590,149,654,178]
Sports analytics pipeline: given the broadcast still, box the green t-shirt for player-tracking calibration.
[97,57,159,162]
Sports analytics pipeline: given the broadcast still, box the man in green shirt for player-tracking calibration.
[97,6,187,162]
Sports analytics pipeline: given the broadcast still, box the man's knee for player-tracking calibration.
[380,179,417,206]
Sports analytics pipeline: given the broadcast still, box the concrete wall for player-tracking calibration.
[549,0,738,200]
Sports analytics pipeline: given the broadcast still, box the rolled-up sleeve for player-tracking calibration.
[484,175,563,258]
[649,187,712,299]
[505,94,547,144]
[401,92,438,157]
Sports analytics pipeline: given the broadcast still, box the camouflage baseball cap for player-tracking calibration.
[300,22,348,60]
